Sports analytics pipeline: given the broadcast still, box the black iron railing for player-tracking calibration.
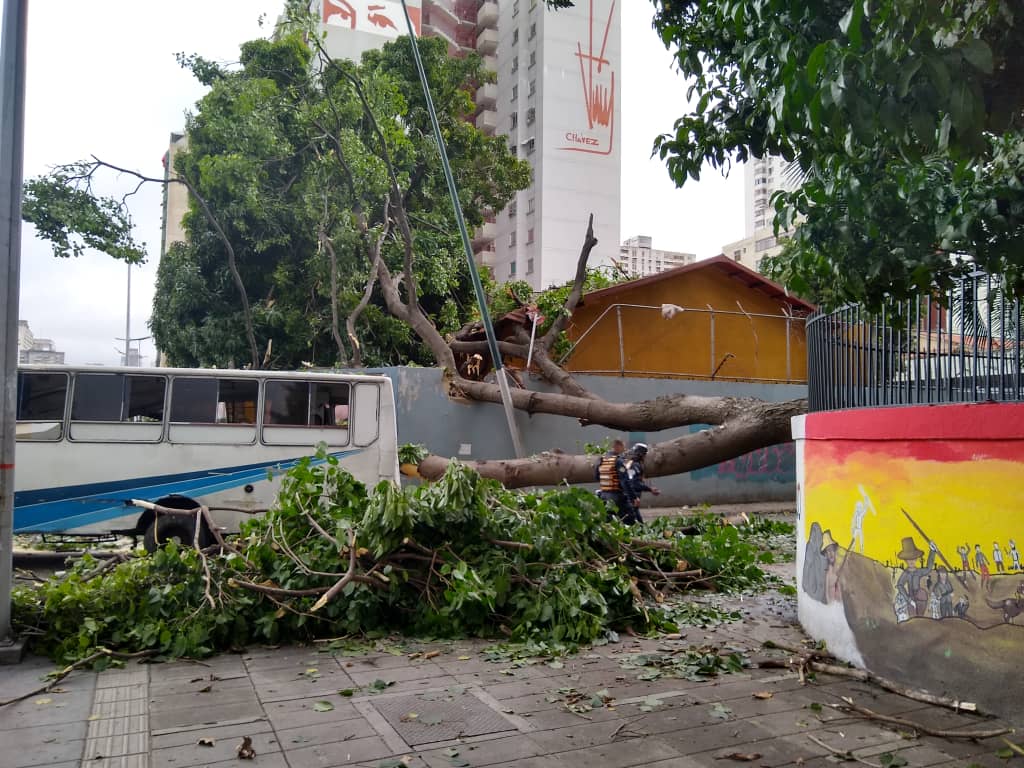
[807,271,1024,411]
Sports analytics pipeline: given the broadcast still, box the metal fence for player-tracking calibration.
[807,272,1024,411]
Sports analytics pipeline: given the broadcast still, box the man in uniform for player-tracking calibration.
[595,440,630,523]
[622,442,660,525]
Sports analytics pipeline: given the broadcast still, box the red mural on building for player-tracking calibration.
[560,0,616,156]
[323,0,420,36]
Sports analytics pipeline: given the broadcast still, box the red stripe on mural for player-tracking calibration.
[804,435,1024,465]
[804,402,1024,442]
[0,463,13,470]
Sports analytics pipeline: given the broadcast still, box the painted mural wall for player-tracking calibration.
[793,404,1024,717]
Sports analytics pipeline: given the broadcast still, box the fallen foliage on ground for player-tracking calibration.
[13,450,778,665]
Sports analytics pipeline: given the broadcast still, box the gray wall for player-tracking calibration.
[367,367,803,506]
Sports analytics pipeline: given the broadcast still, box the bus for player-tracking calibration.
[13,365,399,551]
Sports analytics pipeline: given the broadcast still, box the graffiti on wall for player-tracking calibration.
[688,425,795,483]
[798,422,1024,714]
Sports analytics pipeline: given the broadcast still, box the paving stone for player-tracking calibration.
[151,730,282,768]
[0,735,84,768]
[84,729,148,761]
[150,686,259,713]
[149,674,255,696]
[243,649,328,672]
[348,662,451,687]
[149,699,265,731]
[658,718,770,756]
[94,684,148,704]
[285,735,393,768]
[203,755,288,768]
[0,720,88,753]
[96,666,149,689]
[548,736,682,767]
[150,720,274,750]
[694,731,828,767]
[80,756,148,768]
[275,715,379,748]
[263,696,362,731]
[373,690,517,745]
[418,734,545,767]
[90,697,150,720]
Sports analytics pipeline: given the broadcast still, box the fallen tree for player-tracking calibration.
[11,454,781,665]
[23,23,807,485]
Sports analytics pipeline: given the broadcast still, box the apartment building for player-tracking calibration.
[722,155,798,272]
[17,320,65,365]
[314,0,621,290]
[618,235,694,278]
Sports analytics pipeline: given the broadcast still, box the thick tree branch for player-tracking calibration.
[540,213,597,350]
[319,220,350,367]
[417,398,802,487]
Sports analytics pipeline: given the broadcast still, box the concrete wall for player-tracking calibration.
[565,264,808,383]
[368,367,803,505]
[793,404,1024,720]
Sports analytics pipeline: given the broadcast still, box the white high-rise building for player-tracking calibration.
[312,0,621,290]
[722,155,799,272]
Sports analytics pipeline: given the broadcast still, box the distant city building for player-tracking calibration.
[618,235,695,278]
[720,228,786,273]
[161,132,190,258]
[311,0,622,290]
[18,320,65,365]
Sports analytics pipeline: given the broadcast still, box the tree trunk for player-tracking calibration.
[416,397,802,488]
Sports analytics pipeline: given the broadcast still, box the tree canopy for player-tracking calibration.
[152,30,529,368]
[652,0,1024,310]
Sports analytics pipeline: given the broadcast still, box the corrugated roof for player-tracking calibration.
[578,254,817,313]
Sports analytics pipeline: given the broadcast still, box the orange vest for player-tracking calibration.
[598,455,620,492]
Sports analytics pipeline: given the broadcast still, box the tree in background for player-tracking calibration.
[652,0,1024,310]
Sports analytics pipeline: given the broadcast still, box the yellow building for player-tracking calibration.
[564,256,814,383]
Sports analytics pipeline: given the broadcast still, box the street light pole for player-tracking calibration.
[0,0,29,656]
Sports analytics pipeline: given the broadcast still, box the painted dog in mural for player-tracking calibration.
[984,591,1024,624]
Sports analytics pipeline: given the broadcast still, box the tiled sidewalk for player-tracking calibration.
[1,594,1018,768]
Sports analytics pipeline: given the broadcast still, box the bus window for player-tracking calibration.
[168,377,258,445]
[170,378,258,424]
[16,372,68,441]
[263,379,350,446]
[69,373,165,442]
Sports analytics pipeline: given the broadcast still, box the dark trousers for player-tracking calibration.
[599,491,641,525]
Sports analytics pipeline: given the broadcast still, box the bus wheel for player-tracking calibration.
[143,516,211,553]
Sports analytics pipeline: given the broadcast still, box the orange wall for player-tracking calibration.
[565,267,807,382]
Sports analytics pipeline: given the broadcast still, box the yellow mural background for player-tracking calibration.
[804,442,1024,566]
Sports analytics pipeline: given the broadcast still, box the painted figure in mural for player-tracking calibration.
[975,544,992,592]
[893,537,936,622]
[954,595,970,618]
[957,544,973,577]
[1010,540,1021,571]
[821,530,844,604]
[993,542,1005,573]
[850,485,876,554]
[802,522,827,604]
[929,566,955,619]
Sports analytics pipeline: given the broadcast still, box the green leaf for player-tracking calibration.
[313,700,335,712]
[879,753,909,767]
[838,1,864,48]
[710,702,733,720]
[806,43,828,81]
[960,39,993,74]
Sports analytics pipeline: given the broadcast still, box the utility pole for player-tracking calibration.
[0,0,29,661]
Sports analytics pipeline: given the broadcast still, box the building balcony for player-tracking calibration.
[476,28,498,55]
[472,220,497,246]
[425,0,462,28]
[475,82,497,108]
[481,55,497,74]
[477,1,498,29]
[476,109,498,134]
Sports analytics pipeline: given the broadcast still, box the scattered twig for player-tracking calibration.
[762,641,987,715]
[610,714,648,741]
[829,697,1013,739]
[311,529,361,612]
[807,734,882,768]
[0,647,157,707]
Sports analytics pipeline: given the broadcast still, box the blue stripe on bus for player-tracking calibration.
[13,451,359,533]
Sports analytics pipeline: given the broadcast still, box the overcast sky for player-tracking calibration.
[16,0,743,366]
